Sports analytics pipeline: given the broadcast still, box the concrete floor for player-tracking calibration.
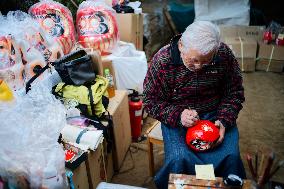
[111,71,284,188]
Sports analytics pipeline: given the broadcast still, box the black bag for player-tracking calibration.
[53,49,96,86]
[25,49,97,93]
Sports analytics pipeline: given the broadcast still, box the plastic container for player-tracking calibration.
[104,68,115,98]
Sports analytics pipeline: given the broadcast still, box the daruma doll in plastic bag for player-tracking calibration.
[5,11,63,81]
[0,35,25,90]
[20,26,64,80]
[76,0,119,55]
[24,27,64,63]
[29,0,76,55]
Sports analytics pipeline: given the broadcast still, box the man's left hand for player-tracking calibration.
[211,120,226,148]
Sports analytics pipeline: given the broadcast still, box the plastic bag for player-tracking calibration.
[0,11,63,90]
[263,21,283,45]
[76,0,119,55]
[29,0,76,55]
[107,41,147,94]
[0,76,67,188]
[194,0,250,25]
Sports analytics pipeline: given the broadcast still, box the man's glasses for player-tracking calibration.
[180,50,217,70]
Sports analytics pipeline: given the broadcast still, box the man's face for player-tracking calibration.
[178,41,215,71]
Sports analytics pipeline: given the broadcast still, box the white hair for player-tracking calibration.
[180,21,220,55]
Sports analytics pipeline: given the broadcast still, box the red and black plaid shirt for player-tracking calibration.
[143,36,245,128]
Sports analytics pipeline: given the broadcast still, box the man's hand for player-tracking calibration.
[181,109,199,127]
[211,120,226,148]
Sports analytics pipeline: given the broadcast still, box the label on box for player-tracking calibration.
[195,164,216,180]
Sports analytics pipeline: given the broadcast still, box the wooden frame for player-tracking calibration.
[146,120,164,177]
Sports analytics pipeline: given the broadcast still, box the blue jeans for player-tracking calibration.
[154,111,246,189]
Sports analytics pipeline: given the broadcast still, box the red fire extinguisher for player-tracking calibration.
[128,89,143,141]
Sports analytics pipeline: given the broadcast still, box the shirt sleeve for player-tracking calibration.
[143,49,185,127]
[216,45,245,128]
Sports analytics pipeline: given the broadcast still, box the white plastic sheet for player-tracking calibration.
[0,76,67,188]
[97,182,146,189]
[108,41,147,94]
[194,0,250,26]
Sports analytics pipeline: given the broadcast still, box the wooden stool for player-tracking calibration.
[146,120,163,177]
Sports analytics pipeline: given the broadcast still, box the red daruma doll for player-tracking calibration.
[29,0,76,55]
[76,0,119,55]
[186,120,220,152]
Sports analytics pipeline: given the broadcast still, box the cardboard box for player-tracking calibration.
[88,50,104,76]
[220,25,265,41]
[107,90,132,170]
[101,140,114,182]
[70,162,90,189]
[168,174,253,189]
[101,56,117,89]
[225,37,257,58]
[70,142,114,189]
[258,42,284,60]
[116,13,143,50]
[87,142,114,188]
[87,145,103,189]
[236,58,256,72]
[256,59,284,72]
[219,25,238,40]
[237,26,265,41]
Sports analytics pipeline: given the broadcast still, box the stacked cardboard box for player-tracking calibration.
[225,37,257,72]
[256,43,284,72]
[116,13,143,51]
[219,25,265,42]
[220,26,264,72]
[220,25,284,72]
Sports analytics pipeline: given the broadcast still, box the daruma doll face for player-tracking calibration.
[77,6,119,54]
[29,2,76,54]
[0,36,16,69]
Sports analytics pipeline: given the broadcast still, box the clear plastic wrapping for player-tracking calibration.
[0,79,67,188]
[0,11,63,90]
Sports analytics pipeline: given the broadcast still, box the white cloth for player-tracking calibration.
[61,124,103,151]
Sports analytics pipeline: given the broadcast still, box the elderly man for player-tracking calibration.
[143,21,246,189]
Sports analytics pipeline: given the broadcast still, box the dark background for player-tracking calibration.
[1,0,284,26]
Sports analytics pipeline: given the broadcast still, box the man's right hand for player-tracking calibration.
[181,109,199,127]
